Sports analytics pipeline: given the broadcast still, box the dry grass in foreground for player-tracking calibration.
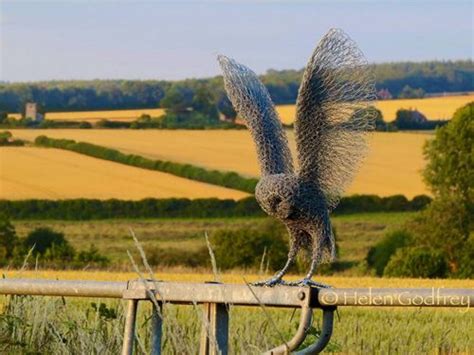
[1,269,472,353]
[0,147,248,200]
[12,129,431,197]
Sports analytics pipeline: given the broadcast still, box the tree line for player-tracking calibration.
[0,106,451,131]
[0,194,432,220]
[0,60,472,114]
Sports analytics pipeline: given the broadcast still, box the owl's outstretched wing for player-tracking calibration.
[218,55,294,176]
[295,29,376,209]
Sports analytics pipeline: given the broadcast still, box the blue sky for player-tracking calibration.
[1,0,472,82]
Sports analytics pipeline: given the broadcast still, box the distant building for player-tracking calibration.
[25,102,44,121]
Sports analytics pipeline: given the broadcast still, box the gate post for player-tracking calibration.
[122,299,139,355]
[199,302,229,355]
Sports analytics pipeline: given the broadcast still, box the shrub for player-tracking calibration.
[366,230,413,276]
[144,246,208,267]
[410,195,432,210]
[394,109,427,129]
[75,244,110,267]
[0,131,25,146]
[24,227,72,257]
[384,247,448,278]
[453,236,474,279]
[383,195,409,211]
[95,119,131,128]
[210,219,288,271]
[0,213,17,260]
[79,121,92,129]
[43,242,75,262]
[409,197,471,274]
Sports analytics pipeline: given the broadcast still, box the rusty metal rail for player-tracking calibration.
[1,279,472,354]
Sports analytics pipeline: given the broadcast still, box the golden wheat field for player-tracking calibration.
[276,94,474,124]
[12,129,431,198]
[8,108,166,122]
[0,147,248,200]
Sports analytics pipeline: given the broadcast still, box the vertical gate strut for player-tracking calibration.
[199,302,229,355]
[150,302,163,355]
[122,299,139,355]
[120,283,335,354]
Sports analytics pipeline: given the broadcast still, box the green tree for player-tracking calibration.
[394,109,427,129]
[191,86,219,121]
[423,102,473,210]
[76,244,110,267]
[409,197,470,272]
[160,85,194,113]
[0,214,17,259]
[399,85,425,99]
[405,102,474,275]
[24,227,72,257]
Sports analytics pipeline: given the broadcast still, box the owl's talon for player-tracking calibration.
[286,278,332,288]
[251,277,288,287]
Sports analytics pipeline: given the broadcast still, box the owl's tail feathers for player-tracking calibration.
[319,220,337,264]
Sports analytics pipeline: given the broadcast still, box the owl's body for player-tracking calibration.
[255,174,335,283]
[218,29,375,286]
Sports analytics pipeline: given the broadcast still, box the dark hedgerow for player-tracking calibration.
[0,193,430,220]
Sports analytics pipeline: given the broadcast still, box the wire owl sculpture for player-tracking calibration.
[218,29,376,287]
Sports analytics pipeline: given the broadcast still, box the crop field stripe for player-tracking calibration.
[34,135,258,193]
[0,147,248,200]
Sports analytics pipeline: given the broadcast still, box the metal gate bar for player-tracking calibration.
[1,278,473,355]
[2,279,472,307]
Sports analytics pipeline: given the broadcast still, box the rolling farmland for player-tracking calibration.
[276,94,473,124]
[7,94,472,124]
[0,147,248,200]
[12,130,431,198]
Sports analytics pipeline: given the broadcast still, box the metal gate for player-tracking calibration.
[0,278,472,354]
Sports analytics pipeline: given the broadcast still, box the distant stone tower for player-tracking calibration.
[25,102,44,121]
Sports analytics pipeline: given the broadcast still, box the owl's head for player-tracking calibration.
[255,174,301,221]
